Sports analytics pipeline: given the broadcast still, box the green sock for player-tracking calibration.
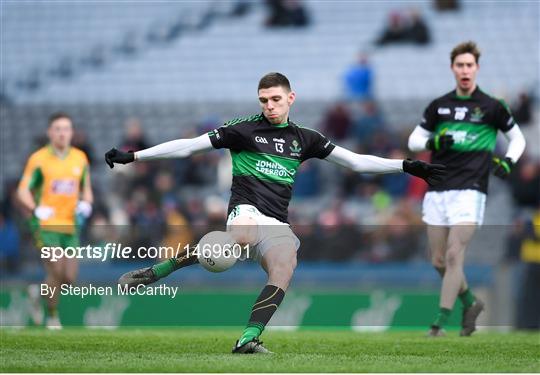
[238,324,263,346]
[151,249,199,279]
[432,307,452,328]
[458,289,476,309]
[152,258,177,279]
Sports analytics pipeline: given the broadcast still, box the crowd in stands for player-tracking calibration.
[375,8,431,47]
[264,0,310,28]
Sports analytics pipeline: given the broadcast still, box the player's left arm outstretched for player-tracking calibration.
[325,145,447,186]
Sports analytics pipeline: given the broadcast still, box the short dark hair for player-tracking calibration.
[451,41,481,64]
[258,72,291,92]
[48,112,72,127]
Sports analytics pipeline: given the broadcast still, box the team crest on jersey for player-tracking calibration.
[470,107,485,122]
[289,140,302,157]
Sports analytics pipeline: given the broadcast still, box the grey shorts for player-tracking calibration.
[226,204,300,262]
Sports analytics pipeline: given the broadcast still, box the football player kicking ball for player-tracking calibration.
[408,42,526,337]
[106,72,446,353]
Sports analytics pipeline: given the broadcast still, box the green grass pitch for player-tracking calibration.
[1,328,538,372]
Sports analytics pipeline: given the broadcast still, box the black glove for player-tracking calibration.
[492,156,513,179]
[426,134,454,151]
[105,148,135,169]
[403,159,447,187]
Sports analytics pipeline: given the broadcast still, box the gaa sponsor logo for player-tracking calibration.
[255,136,268,144]
[437,107,451,115]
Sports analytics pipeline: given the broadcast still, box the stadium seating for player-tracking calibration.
[2,1,538,104]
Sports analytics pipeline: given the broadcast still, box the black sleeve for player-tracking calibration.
[301,128,336,161]
[494,99,516,133]
[419,100,438,131]
[208,124,244,150]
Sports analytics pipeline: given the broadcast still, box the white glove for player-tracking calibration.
[34,206,54,220]
[76,201,93,218]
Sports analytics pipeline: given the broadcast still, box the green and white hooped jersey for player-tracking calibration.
[420,87,516,194]
[209,113,335,223]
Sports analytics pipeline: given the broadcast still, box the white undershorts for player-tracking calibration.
[422,189,486,226]
[226,204,300,262]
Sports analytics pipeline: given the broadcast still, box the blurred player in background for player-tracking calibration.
[106,72,446,353]
[17,112,93,329]
[408,41,526,336]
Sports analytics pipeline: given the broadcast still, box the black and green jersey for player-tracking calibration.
[208,113,335,222]
[420,87,516,194]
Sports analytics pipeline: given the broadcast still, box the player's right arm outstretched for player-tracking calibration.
[105,134,213,168]
[106,134,215,287]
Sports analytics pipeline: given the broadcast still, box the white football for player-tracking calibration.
[197,231,238,273]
